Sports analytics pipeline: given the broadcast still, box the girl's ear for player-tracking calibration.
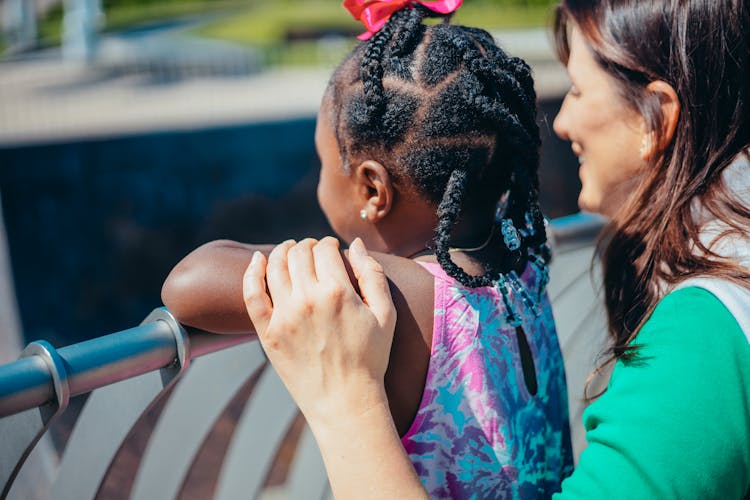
[355,160,393,222]
[642,80,680,160]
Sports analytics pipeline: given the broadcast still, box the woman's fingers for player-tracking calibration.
[287,238,319,290]
[239,235,396,431]
[348,238,396,330]
[266,240,295,301]
[243,251,272,334]
[312,237,350,285]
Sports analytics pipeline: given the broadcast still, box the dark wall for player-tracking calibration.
[0,98,578,346]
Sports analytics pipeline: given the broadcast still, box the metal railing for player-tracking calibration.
[0,308,257,497]
[0,309,253,419]
[0,212,607,500]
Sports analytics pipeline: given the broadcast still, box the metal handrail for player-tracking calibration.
[549,212,607,252]
[0,309,255,418]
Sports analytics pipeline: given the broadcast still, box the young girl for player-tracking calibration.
[162,3,573,497]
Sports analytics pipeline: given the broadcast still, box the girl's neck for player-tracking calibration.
[406,225,495,259]
[363,195,496,262]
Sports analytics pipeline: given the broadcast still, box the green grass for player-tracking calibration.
[33,0,247,48]
[191,2,357,47]
[191,1,557,66]
[2,0,556,63]
[103,1,245,31]
[188,1,357,66]
[195,2,555,46]
[37,5,64,47]
[452,3,556,29]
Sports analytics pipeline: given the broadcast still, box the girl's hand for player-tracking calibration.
[242,236,396,431]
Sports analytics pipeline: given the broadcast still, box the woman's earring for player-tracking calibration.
[360,209,367,221]
[640,135,652,158]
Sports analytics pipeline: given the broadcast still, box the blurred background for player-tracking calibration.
[0,0,577,350]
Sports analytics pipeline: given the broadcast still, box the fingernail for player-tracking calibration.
[250,251,261,267]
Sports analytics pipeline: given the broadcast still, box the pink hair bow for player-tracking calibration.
[343,0,463,40]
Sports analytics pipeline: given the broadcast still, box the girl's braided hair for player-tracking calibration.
[327,6,548,287]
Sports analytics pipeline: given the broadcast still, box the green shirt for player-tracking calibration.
[556,287,750,499]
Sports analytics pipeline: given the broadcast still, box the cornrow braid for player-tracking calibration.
[466,34,548,256]
[459,53,546,258]
[329,10,549,287]
[359,12,401,122]
[435,169,506,288]
[389,5,428,60]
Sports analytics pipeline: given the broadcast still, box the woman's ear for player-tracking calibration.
[642,80,680,160]
[355,160,393,222]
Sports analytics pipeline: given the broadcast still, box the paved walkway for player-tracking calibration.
[0,28,568,147]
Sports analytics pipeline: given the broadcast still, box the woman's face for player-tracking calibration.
[553,27,646,217]
[315,103,360,244]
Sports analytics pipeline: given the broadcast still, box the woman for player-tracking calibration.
[243,0,750,498]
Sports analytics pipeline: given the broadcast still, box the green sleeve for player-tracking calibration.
[555,287,750,499]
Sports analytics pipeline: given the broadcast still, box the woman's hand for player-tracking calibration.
[242,236,396,429]
[242,236,427,499]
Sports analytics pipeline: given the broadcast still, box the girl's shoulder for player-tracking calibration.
[362,252,435,436]
[365,250,436,302]
[365,251,436,341]
[364,251,436,344]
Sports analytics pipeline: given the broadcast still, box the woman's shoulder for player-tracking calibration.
[641,285,749,347]
[573,286,750,500]
[619,286,750,391]
[651,285,731,320]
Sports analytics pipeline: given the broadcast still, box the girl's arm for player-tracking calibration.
[243,237,429,499]
[161,239,434,336]
[162,240,276,334]
[161,237,434,435]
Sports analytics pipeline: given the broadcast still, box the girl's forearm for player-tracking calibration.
[161,240,274,333]
[310,398,428,500]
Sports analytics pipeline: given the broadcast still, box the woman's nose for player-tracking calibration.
[553,99,570,141]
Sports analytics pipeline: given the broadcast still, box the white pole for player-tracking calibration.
[1,0,38,53]
[62,0,104,61]
[0,191,22,364]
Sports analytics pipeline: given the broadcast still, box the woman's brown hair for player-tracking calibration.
[554,0,750,382]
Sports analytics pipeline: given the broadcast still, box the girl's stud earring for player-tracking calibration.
[360,209,367,220]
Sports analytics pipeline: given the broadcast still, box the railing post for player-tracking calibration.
[0,341,70,498]
[53,308,190,500]
[141,307,192,376]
